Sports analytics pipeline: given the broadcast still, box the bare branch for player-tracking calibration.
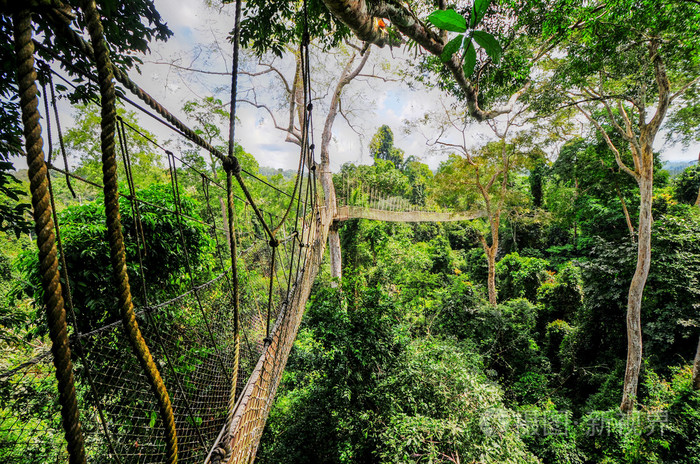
[338,98,363,138]
[356,72,400,83]
[237,97,302,145]
[671,75,700,102]
[574,101,640,180]
[146,60,229,75]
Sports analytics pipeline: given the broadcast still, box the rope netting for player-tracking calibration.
[337,173,435,213]
[1,2,328,463]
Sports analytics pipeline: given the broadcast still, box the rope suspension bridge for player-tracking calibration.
[335,175,482,223]
[0,2,478,463]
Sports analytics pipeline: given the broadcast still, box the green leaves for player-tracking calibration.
[428,0,501,76]
[428,9,467,33]
[464,42,477,76]
[472,31,502,63]
[471,0,490,28]
[441,36,464,62]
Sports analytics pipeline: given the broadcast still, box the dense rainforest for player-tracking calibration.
[1,0,700,463]
[258,150,700,463]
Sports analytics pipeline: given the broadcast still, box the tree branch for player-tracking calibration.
[574,101,640,180]
[237,97,302,145]
[671,75,700,102]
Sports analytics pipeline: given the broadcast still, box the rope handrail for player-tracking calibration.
[80,1,178,462]
[13,8,87,463]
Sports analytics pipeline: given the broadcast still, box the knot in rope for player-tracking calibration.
[209,443,230,464]
[222,156,241,174]
[269,238,279,248]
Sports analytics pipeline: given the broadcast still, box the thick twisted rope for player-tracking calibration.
[13,9,86,464]
[79,1,178,462]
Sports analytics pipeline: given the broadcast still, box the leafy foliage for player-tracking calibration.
[496,252,551,302]
[427,1,502,76]
[369,125,405,168]
[673,164,700,205]
[13,184,213,334]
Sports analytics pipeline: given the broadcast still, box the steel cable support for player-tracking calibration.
[219,2,244,461]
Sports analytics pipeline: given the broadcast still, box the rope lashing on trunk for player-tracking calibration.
[12,9,87,464]
[79,1,178,462]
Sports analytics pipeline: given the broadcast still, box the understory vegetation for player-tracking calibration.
[257,156,700,464]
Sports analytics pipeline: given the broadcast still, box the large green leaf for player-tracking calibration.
[463,42,477,77]
[471,0,490,28]
[441,36,464,62]
[472,30,502,63]
[428,9,467,33]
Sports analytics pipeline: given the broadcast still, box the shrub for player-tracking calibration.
[673,164,700,205]
[537,262,583,323]
[496,252,551,302]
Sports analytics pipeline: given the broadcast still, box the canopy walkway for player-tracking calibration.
[0,3,478,464]
[1,3,330,463]
[334,174,482,223]
[335,205,480,222]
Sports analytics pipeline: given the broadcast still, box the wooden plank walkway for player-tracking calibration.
[335,206,482,222]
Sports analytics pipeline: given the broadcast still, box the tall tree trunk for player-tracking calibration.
[620,171,653,412]
[329,223,342,285]
[477,230,498,306]
[693,336,700,390]
[486,246,497,305]
[318,50,370,283]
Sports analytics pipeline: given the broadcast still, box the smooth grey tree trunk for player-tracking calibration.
[329,224,342,284]
[620,172,653,412]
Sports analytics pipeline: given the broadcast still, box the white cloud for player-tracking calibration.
[12,0,698,174]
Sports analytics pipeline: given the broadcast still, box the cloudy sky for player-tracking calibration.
[135,0,700,170]
[17,0,699,172]
[128,0,465,172]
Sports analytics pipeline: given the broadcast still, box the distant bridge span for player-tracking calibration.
[335,205,483,223]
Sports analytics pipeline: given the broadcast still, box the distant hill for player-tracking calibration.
[258,166,297,180]
[663,160,698,177]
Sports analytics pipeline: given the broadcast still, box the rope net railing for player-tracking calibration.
[336,173,440,214]
[0,2,328,463]
[335,174,482,223]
